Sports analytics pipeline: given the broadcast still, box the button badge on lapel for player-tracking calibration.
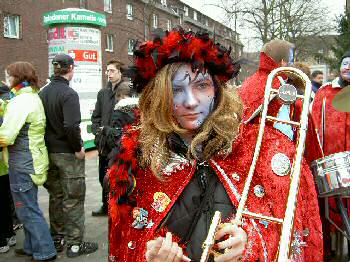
[151,192,171,212]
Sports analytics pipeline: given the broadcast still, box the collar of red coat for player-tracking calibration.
[259,52,280,72]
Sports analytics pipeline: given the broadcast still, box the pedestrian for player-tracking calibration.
[311,50,350,261]
[39,53,98,258]
[0,83,16,254]
[106,82,139,163]
[238,39,322,164]
[110,81,139,135]
[311,70,324,95]
[91,59,127,216]
[0,62,56,261]
[107,28,323,262]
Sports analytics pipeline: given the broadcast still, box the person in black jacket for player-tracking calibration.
[39,54,98,258]
[91,59,126,216]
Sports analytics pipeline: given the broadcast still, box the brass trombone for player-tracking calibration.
[201,67,312,261]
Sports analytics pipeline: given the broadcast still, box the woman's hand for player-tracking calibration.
[145,232,191,262]
[214,223,247,262]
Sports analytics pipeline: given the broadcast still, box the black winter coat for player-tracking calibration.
[39,76,83,153]
[91,81,124,156]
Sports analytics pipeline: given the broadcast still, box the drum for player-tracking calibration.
[311,151,350,197]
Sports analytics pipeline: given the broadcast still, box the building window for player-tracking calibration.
[104,0,112,13]
[106,34,113,52]
[205,19,209,27]
[184,6,189,16]
[80,0,87,8]
[4,14,20,39]
[127,3,133,20]
[153,14,158,28]
[179,14,183,25]
[128,39,136,55]
[193,10,197,21]
[167,19,172,31]
[161,0,167,6]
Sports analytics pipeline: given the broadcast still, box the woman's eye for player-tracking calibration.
[173,87,183,93]
[198,82,209,89]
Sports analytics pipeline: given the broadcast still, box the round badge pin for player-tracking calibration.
[254,185,265,198]
[278,84,297,104]
[128,241,136,250]
[271,153,291,176]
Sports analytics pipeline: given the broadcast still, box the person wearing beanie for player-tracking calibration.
[39,53,98,257]
[238,39,322,165]
[107,28,322,262]
[311,50,350,261]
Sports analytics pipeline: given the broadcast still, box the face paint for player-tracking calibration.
[172,64,215,131]
[340,57,350,82]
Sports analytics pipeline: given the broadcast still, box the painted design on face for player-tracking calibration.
[172,64,215,131]
[340,57,350,81]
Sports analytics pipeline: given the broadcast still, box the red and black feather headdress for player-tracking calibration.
[127,27,240,93]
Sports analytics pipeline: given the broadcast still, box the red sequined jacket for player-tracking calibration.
[108,124,323,262]
[238,52,322,164]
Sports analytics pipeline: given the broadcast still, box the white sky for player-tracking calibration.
[181,0,347,52]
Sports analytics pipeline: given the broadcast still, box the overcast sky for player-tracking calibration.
[181,0,347,51]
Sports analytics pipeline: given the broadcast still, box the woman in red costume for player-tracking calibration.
[108,28,323,262]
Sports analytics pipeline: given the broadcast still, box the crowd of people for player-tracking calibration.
[0,27,350,262]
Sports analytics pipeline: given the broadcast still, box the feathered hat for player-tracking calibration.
[126,27,240,93]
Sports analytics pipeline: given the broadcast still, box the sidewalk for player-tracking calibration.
[0,150,108,262]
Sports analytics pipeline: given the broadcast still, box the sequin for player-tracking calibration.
[163,152,189,176]
[231,172,240,181]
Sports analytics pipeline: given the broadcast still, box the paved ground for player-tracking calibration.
[0,150,108,262]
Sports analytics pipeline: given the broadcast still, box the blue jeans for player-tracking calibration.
[9,169,56,260]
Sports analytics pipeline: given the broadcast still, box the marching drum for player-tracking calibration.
[311,151,350,197]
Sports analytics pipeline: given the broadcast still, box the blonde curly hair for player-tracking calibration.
[138,63,243,178]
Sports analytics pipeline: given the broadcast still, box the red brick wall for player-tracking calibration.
[0,0,240,87]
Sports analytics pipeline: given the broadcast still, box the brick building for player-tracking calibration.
[0,0,243,86]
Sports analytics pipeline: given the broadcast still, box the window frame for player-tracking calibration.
[3,14,21,39]
[104,0,112,13]
[128,39,135,55]
[193,10,197,21]
[184,6,189,16]
[167,19,172,31]
[126,3,134,20]
[161,0,167,6]
[80,0,87,9]
[106,34,114,52]
[153,13,158,28]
